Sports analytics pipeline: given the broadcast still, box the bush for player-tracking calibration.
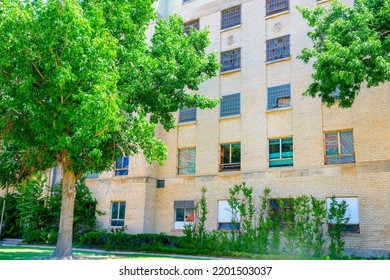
[80,231,182,251]
[23,229,47,244]
[80,231,108,247]
[0,193,22,239]
[17,174,101,244]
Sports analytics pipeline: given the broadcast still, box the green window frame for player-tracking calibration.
[269,137,293,167]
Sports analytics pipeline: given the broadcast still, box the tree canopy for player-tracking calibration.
[298,0,389,107]
[0,0,219,258]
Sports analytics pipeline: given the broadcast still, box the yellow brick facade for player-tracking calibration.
[85,0,390,254]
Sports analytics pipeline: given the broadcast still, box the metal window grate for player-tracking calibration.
[221,5,241,30]
[156,180,165,188]
[220,93,240,117]
[179,106,196,123]
[266,35,290,62]
[220,48,241,72]
[267,84,291,109]
[184,19,199,35]
[266,0,289,16]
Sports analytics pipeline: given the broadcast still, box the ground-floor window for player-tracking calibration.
[174,200,194,230]
[327,197,360,233]
[217,200,240,230]
[110,201,126,227]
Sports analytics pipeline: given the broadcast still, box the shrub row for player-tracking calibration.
[80,231,182,251]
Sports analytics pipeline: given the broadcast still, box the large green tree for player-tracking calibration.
[0,0,219,258]
[298,0,389,107]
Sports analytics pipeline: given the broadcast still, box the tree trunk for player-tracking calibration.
[52,169,77,259]
[0,182,8,238]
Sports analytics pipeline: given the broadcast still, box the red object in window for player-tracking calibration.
[186,213,194,222]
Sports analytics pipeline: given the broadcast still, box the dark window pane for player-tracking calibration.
[111,220,124,227]
[119,202,126,219]
[218,223,240,230]
[231,143,241,163]
[221,144,231,164]
[176,209,185,222]
[156,180,165,188]
[111,202,118,219]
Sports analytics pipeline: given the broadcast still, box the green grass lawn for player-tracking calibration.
[0,246,206,260]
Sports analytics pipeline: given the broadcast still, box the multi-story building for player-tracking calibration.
[85,0,390,256]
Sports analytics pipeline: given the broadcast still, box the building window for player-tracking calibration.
[267,84,291,110]
[218,200,240,230]
[178,148,196,175]
[325,130,355,164]
[156,180,165,188]
[174,200,194,230]
[220,143,241,171]
[269,198,294,229]
[220,93,240,117]
[220,48,241,72]
[266,35,290,62]
[86,171,99,179]
[221,5,241,30]
[266,0,289,16]
[179,106,196,123]
[327,197,360,233]
[111,201,126,227]
[115,156,129,176]
[184,19,199,35]
[269,137,293,167]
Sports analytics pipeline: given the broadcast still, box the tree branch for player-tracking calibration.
[0,69,9,76]
[32,62,46,81]
[93,127,109,137]
[379,30,390,37]
[59,29,68,61]
[49,45,59,68]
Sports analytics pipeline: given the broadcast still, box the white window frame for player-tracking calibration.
[217,200,240,230]
[327,197,360,232]
[110,201,126,227]
[174,200,195,230]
